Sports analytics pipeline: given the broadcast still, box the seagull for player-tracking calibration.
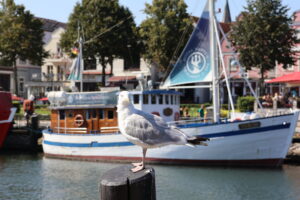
[117,91,209,172]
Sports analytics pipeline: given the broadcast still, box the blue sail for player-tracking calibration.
[162,1,211,87]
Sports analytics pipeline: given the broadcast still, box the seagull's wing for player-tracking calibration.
[124,112,186,146]
[135,109,169,128]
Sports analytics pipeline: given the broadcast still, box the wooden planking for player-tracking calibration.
[50,108,118,134]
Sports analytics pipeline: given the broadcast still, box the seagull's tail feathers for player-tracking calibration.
[187,136,209,146]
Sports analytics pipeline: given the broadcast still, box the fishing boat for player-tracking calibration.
[42,0,299,167]
[0,92,17,148]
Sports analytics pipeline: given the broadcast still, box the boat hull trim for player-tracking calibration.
[42,111,299,168]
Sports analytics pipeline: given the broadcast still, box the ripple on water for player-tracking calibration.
[0,153,300,200]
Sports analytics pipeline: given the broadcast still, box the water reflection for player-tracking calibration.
[0,153,299,200]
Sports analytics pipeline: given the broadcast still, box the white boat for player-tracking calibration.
[42,0,299,167]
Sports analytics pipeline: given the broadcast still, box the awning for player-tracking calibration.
[266,72,300,84]
[108,76,136,82]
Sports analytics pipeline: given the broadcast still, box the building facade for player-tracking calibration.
[220,9,300,103]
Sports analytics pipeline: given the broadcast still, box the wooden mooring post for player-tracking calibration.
[100,165,156,200]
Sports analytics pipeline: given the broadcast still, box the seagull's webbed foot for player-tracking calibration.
[132,162,143,167]
[131,164,144,173]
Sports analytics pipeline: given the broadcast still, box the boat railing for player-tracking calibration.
[168,117,214,126]
[257,108,293,117]
[100,126,119,133]
[54,127,87,134]
[52,126,119,134]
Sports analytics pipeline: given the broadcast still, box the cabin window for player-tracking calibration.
[171,95,174,105]
[133,94,139,104]
[143,94,149,104]
[151,95,156,104]
[91,110,97,118]
[67,111,73,118]
[86,110,91,120]
[108,110,114,119]
[158,95,163,104]
[165,95,169,104]
[99,109,104,120]
[59,110,65,120]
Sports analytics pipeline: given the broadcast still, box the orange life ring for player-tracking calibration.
[152,112,160,116]
[74,114,84,127]
[174,112,180,121]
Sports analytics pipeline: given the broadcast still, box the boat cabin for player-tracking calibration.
[47,91,118,134]
[128,90,181,122]
[47,90,181,134]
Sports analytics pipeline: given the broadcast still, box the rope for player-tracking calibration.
[84,15,133,45]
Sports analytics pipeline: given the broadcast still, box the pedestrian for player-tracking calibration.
[23,95,35,126]
[198,104,205,120]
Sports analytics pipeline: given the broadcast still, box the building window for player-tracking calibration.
[108,110,114,119]
[57,66,63,81]
[85,57,96,70]
[47,65,53,74]
[123,56,140,71]
[229,58,238,72]
[19,77,24,93]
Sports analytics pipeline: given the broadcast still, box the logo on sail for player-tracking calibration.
[184,48,209,77]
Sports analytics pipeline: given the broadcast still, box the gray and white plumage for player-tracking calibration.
[117,91,208,172]
[117,91,207,149]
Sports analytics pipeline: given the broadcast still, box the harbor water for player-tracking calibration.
[0,153,300,200]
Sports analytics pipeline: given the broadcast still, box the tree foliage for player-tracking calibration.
[60,0,141,86]
[230,0,297,93]
[0,0,48,95]
[139,0,193,72]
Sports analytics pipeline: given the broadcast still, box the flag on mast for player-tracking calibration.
[68,55,82,81]
[68,38,83,81]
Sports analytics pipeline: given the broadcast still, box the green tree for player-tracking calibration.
[0,0,48,95]
[230,0,297,94]
[60,0,141,87]
[139,0,193,72]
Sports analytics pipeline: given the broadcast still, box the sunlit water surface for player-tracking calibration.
[0,153,300,200]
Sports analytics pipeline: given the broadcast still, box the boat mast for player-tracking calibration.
[79,36,83,92]
[77,22,84,92]
[209,0,220,122]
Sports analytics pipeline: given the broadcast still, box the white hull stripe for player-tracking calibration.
[44,140,133,147]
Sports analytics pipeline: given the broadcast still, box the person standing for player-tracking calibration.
[198,104,205,120]
[23,95,35,126]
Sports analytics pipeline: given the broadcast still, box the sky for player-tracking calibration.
[14,0,300,25]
